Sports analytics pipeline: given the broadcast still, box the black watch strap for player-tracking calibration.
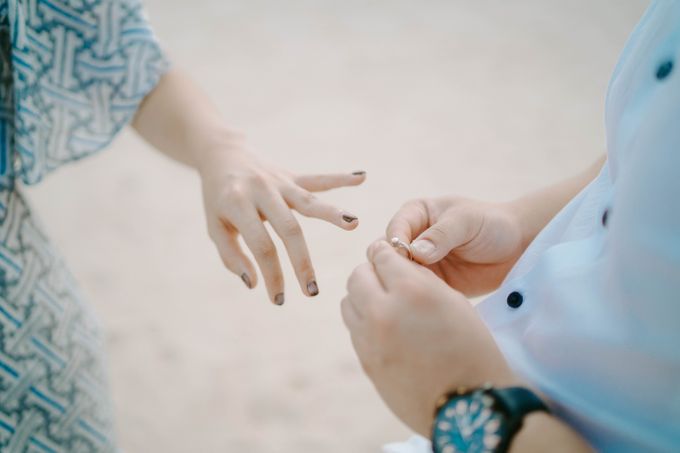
[490,387,549,453]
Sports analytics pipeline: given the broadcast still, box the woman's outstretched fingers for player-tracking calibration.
[284,186,359,230]
[257,189,319,297]
[230,207,286,305]
[209,223,258,289]
[294,171,366,193]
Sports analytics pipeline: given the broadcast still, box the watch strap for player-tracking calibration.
[489,387,549,453]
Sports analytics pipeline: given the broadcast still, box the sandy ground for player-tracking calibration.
[25,1,647,452]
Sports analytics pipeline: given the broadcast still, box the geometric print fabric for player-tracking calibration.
[0,188,115,452]
[2,0,168,188]
[0,0,168,450]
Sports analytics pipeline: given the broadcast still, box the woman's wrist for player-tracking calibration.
[192,127,250,175]
[132,70,251,172]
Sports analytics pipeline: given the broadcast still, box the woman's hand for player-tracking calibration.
[386,197,526,296]
[131,70,368,304]
[199,142,365,305]
[342,240,517,435]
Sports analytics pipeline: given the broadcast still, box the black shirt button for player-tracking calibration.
[602,209,609,227]
[507,291,523,308]
[656,60,674,80]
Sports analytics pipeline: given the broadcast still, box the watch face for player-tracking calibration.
[433,391,505,453]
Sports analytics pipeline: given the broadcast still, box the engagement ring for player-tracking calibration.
[390,237,414,260]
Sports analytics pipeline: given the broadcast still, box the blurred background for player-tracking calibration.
[25,0,646,451]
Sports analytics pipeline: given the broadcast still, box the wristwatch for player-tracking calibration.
[431,383,549,453]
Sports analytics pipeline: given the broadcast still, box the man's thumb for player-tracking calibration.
[410,217,468,264]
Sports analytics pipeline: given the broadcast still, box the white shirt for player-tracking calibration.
[386,1,680,451]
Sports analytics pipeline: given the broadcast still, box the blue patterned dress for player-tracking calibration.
[0,0,167,450]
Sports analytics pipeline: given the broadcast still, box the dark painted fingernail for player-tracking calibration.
[274,293,285,305]
[307,280,319,297]
[241,273,252,289]
[342,214,358,223]
[352,171,366,176]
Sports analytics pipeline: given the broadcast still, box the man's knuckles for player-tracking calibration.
[365,303,397,336]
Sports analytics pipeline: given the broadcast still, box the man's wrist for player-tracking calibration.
[504,198,539,254]
[510,412,593,453]
[431,383,553,453]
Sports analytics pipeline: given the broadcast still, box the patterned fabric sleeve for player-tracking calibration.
[0,0,169,189]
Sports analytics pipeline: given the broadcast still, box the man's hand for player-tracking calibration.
[386,197,525,296]
[341,240,517,435]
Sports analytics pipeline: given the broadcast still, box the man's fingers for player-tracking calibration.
[229,206,286,305]
[367,240,415,290]
[284,185,359,230]
[346,262,386,314]
[209,223,258,289]
[257,189,319,298]
[341,294,374,377]
[340,295,363,331]
[411,211,473,264]
[385,199,431,245]
[386,200,477,265]
[294,171,366,192]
